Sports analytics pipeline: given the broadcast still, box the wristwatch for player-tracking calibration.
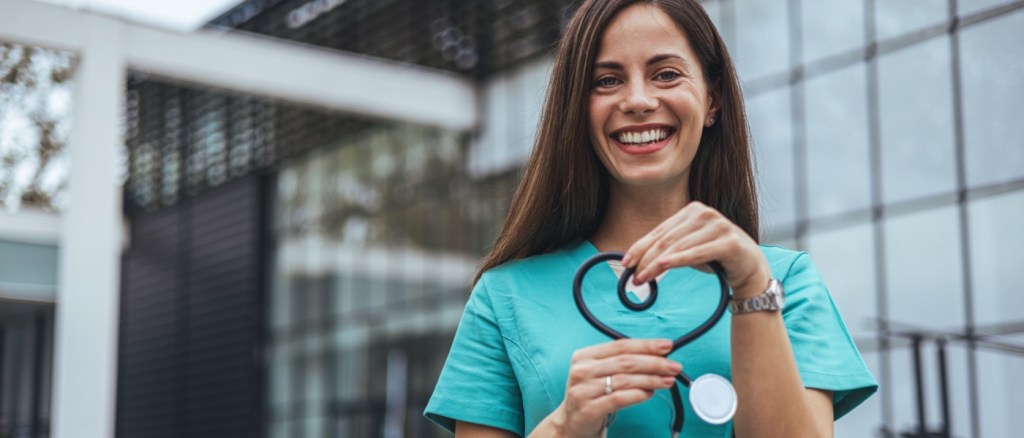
[729,278,784,314]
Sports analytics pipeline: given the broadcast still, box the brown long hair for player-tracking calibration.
[475,0,757,283]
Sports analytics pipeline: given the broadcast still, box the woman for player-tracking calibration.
[425,0,877,436]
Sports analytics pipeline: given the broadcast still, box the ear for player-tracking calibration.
[704,81,722,127]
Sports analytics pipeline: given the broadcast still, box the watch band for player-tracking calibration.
[728,278,784,314]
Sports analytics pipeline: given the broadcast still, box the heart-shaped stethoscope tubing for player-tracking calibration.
[573,251,736,436]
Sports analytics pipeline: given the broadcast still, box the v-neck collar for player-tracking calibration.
[565,239,701,315]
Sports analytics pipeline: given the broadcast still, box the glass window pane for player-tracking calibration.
[875,0,948,41]
[805,64,871,219]
[888,343,974,437]
[959,0,1017,15]
[878,35,957,204]
[748,87,796,234]
[977,348,1024,437]
[702,0,723,34]
[884,205,965,331]
[801,0,865,63]
[960,10,1024,188]
[968,189,1024,327]
[734,0,790,81]
[805,223,877,340]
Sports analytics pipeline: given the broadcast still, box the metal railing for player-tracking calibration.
[874,319,1024,438]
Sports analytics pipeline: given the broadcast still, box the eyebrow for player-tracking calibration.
[593,54,691,71]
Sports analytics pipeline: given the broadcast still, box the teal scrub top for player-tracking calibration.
[425,240,877,437]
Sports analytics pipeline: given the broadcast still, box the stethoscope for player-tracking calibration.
[573,252,738,437]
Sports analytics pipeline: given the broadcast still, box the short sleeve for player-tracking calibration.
[424,275,525,435]
[778,252,879,419]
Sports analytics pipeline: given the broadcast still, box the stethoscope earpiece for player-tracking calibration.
[573,251,737,434]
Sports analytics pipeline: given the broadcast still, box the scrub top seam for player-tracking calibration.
[483,272,562,425]
[501,333,562,426]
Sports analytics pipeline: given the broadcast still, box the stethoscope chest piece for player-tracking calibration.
[688,374,737,425]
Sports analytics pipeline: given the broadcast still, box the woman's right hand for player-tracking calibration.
[546,338,681,437]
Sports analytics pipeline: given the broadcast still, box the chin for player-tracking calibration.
[612,171,686,189]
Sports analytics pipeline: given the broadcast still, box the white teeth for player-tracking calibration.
[617,128,669,145]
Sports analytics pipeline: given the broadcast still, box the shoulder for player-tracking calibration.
[759,244,818,283]
[478,242,584,291]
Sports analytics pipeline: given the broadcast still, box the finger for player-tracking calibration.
[592,388,658,415]
[652,239,736,280]
[621,208,687,268]
[572,338,672,362]
[582,373,678,399]
[631,217,721,284]
[577,354,682,380]
[634,221,723,282]
[629,203,724,283]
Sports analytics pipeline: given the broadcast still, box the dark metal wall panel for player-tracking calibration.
[117,209,182,438]
[184,176,263,438]
[117,174,264,438]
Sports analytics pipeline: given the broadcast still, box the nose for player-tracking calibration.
[619,81,658,115]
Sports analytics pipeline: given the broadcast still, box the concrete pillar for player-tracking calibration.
[51,14,125,438]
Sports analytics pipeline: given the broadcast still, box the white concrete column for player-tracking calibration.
[51,13,125,438]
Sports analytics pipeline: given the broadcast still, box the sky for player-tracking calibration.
[35,0,244,31]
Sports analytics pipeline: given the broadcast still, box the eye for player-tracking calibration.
[594,76,622,88]
[655,70,682,81]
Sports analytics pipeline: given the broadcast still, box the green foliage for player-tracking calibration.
[0,42,76,211]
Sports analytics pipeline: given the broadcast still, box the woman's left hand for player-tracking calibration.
[621,201,771,299]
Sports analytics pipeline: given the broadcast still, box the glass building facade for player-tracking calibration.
[710,1,1024,436]
[116,0,1024,437]
[266,123,516,436]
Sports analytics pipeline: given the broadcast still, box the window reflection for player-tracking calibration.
[734,0,790,80]
[884,206,964,331]
[960,10,1024,188]
[959,0,1017,15]
[268,122,510,436]
[878,35,956,204]
[968,190,1024,327]
[801,0,864,63]
[748,87,797,236]
[804,64,871,219]
[805,223,877,341]
[887,343,974,437]
[977,349,1024,436]
[874,0,947,41]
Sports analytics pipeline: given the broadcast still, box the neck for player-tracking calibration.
[590,178,690,252]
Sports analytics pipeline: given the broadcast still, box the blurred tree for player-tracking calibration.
[0,42,76,211]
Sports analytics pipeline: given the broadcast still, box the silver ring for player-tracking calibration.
[605,375,613,395]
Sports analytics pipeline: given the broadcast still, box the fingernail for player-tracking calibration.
[633,272,645,285]
[622,254,632,266]
[669,361,682,373]
[658,339,672,350]
[662,376,676,385]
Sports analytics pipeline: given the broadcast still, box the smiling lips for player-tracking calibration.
[611,126,676,155]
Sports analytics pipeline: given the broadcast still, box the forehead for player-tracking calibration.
[596,4,694,59]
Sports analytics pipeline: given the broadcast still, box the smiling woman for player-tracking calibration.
[424,0,877,437]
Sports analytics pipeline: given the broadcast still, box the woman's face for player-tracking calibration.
[588,3,716,192]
